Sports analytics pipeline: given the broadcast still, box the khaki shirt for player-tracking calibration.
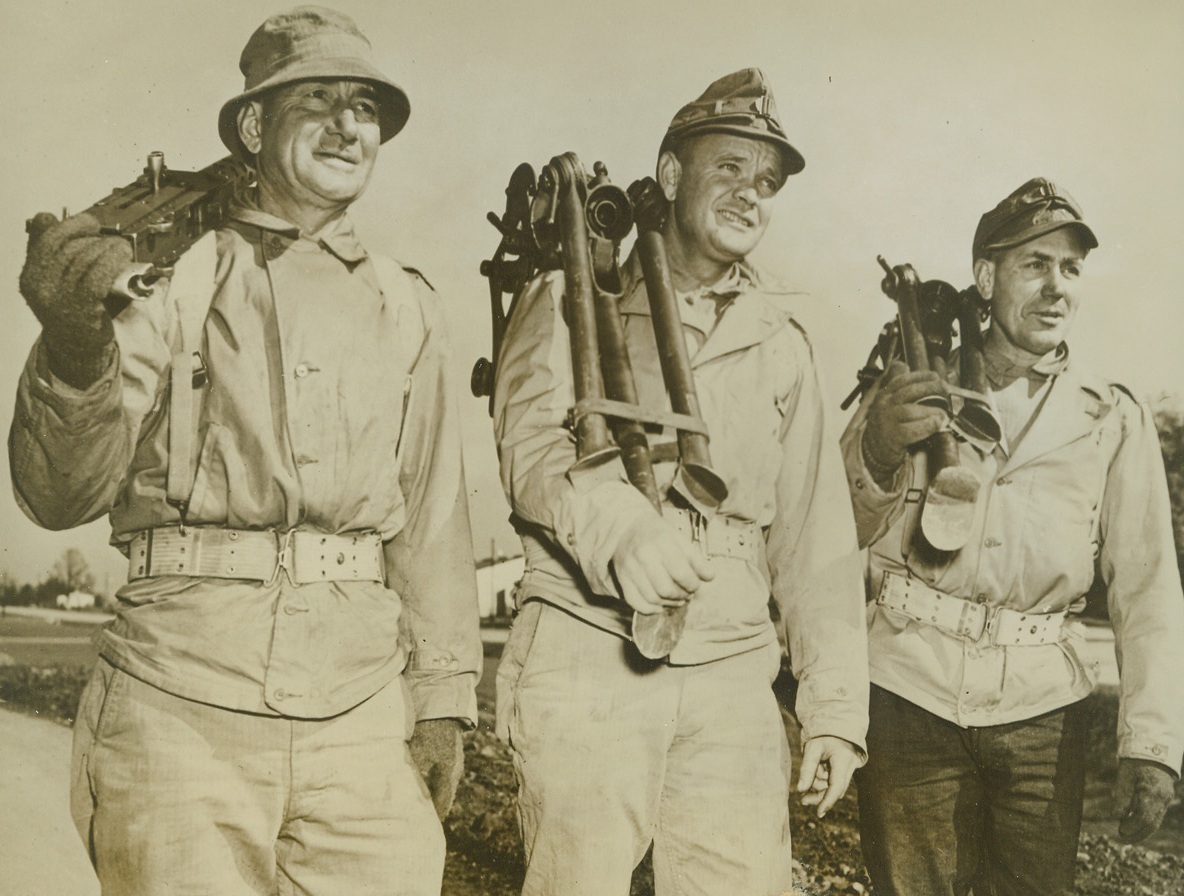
[10,206,481,723]
[843,352,1184,771]
[492,250,869,751]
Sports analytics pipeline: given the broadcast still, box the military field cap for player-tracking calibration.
[660,68,805,177]
[218,5,410,160]
[973,177,1098,260]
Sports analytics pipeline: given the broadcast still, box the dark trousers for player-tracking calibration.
[857,685,1088,896]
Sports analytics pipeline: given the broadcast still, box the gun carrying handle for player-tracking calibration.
[110,263,161,303]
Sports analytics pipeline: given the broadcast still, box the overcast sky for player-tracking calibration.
[3,0,1182,588]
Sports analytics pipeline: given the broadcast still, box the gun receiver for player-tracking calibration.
[31,152,253,300]
[848,256,1003,554]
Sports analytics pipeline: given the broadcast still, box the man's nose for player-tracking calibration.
[1043,266,1066,296]
[734,181,759,205]
[329,105,360,140]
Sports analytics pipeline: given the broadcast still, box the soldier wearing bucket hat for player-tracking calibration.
[491,68,867,894]
[12,7,480,893]
[842,178,1184,896]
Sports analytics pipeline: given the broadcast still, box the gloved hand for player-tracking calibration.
[408,718,465,821]
[610,512,714,615]
[861,360,948,487]
[1115,757,1177,843]
[19,211,131,388]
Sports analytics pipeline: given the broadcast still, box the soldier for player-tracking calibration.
[492,69,869,895]
[12,7,479,893]
[843,178,1184,895]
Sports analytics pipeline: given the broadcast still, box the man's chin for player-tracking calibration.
[712,236,758,260]
[306,176,367,205]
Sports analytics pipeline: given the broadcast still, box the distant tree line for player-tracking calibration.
[0,547,113,611]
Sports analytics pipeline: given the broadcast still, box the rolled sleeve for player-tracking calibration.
[386,284,481,728]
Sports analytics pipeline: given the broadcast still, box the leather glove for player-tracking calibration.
[19,211,131,389]
[610,511,714,615]
[861,360,948,487]
[1115,757,1177,843]
[408,718,465,821]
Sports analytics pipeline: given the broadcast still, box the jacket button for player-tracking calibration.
[273,689,286,700]
[294,363,310,378]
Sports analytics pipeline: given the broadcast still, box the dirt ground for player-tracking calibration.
[2,627,1182,895]
[442,690,1184,896]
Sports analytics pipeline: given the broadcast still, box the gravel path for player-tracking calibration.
[0,707,99,895]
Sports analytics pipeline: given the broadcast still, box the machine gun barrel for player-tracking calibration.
[631,178,727,512]
[877,256,980,553]
[545,156,618,471]
[482,154,732,658]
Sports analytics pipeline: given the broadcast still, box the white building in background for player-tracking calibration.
[55,590,96,610]
[476,555,524,620]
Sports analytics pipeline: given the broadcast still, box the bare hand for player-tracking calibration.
[610,513,714,615]
[862,360,948,476]
[1115,757,1176,843]
[797,735,861,819]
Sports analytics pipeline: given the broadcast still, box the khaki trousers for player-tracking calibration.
[497,601,793,896]
[71,660,444,895]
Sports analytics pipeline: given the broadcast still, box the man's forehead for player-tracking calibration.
[686,132,782,166]
[1007,228,1089,260]
[691,130,781,158]
[273,78,378,96]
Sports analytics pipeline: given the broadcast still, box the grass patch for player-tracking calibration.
[0,665,90,726]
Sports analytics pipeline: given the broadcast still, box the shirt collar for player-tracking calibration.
[675,262,749,305]
[228,200,369,266]
[983,339,1069,387]
[620,250,757,314]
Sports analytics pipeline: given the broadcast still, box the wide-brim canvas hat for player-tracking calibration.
[660,68,805,178]
[973,178,1098,260]
[218,6,410,160]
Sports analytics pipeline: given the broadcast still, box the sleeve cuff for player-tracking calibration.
[404,647,479,728]
[1119,736,1183,777]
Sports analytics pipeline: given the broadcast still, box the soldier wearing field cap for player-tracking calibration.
[12,7,479,893]
[843,178,1184,895]
[492,68,868,894]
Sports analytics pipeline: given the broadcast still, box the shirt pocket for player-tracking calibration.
[1015,432,1109,598]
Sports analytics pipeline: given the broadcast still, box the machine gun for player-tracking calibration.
[844,257,1001,553]
[30,152,253,301]
[475,155,726,658]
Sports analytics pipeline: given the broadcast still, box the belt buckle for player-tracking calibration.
[272,529,297,583]
[957,601,992,642]
[982,606,1005,645]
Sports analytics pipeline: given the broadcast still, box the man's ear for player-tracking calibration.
[973,257,995,301]
[657,150,681,202]
[237,101,264,156]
